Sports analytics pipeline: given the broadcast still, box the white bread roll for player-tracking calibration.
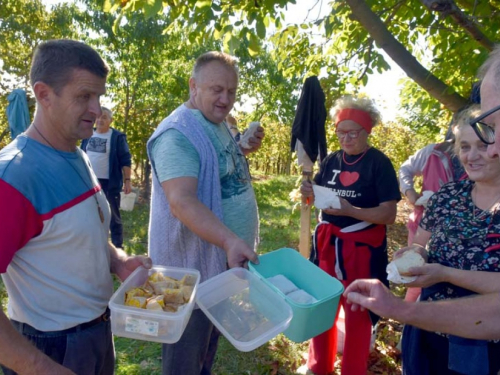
[393,250,425,276]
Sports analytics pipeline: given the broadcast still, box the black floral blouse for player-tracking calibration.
[419,179,500,302]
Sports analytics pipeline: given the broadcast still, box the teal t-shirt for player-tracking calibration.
[151,109,258,249]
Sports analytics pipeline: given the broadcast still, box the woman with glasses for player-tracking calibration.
[301,95,401,375]
[398,105,500,375]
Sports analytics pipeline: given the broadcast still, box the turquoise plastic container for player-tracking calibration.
[249,247,344,343]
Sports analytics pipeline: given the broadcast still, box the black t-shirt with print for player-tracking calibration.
[314,147,401,228]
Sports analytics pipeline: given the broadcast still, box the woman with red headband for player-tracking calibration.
[301,95,401,375]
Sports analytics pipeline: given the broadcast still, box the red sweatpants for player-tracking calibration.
[307,238,373,375]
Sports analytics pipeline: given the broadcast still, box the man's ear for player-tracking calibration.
[33,81,54,108]
[188,77,196,95]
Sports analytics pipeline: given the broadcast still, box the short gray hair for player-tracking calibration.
[101,106,113,119]
[331,95,381,128]
[192,51,239,80]
[477,44,500,90]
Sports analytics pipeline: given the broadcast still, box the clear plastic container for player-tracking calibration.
[109,265,200,344]
[196,267,293,352]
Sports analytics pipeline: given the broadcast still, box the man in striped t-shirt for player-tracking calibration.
[0,39,151,375]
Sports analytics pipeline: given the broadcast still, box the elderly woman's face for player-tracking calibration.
[457,126,500,183]
[336,119,369,155]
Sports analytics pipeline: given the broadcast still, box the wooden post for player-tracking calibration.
[298,169,313,258]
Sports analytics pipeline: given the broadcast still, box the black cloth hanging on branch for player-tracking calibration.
[290,76,327,164]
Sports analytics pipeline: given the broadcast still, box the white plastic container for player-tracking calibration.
[109,265,200,344]
[196,267,293,352]
[120,192,136,211]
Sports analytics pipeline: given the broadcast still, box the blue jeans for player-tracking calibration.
[162,309,220,375]
[2,318,114,375]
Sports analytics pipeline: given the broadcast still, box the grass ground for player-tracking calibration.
[1,174,411,374]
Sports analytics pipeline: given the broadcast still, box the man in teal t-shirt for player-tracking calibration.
[147,51,265,375]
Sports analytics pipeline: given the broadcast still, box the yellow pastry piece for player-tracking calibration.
[181,285,194,303]
[146,296,165,311]
[180,274,197,286]
[148,272,166,283]
[124,271,197,313]
[163,288,185,304]
[124,296,147,309]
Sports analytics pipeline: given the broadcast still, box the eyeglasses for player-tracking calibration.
[469,104,500,145]
[335,129,364,140]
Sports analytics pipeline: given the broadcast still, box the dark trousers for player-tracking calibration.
[1,319,114,375]
[162,309,220,375]
[99,179,123,248]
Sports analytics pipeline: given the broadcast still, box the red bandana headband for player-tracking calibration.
[335,108,373,134]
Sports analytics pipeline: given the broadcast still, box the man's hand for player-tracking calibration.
[111,245,152,282]
[124,180,132,194]
[241,126,265,155]
[223,237,259,269]
[344,279,405,318]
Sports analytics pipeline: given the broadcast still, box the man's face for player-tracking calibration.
[46,68,106,144]
[96,110,112,132]
[480,72,500,158]
[189,61,238,124]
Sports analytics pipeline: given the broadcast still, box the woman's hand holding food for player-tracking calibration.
[405,263,448,288]
[322,197,353,216]
[394,243,428,262]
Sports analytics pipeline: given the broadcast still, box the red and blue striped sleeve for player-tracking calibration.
[0,179,43,273]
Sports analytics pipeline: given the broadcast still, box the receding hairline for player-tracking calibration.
[191,51,239,80]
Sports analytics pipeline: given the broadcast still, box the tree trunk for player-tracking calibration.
[345,0,469,112]
[142,160,151,201]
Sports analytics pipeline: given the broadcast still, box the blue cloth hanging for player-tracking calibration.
[6,89,31,140]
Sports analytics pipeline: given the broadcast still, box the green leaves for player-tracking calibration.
[248,33,261,56]
[256,17,267,38]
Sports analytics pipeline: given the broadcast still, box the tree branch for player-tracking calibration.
[357,39,374,82]
[420,0,494,51]
[345,0,468,112]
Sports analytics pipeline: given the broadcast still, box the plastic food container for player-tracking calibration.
[249,247,344,342]
[196,267,293,352]
[109,265,200,344]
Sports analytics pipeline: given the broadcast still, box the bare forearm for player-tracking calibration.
[444,268,500,294]
[109,243,127,274]
[400,293,500,340]
[122,166,131,180]
[347,202,397,224]
[170,195,237,249]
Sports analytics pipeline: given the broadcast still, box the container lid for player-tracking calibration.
[196,267,293,352]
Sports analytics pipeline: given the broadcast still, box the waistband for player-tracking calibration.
[13,308,110,337]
